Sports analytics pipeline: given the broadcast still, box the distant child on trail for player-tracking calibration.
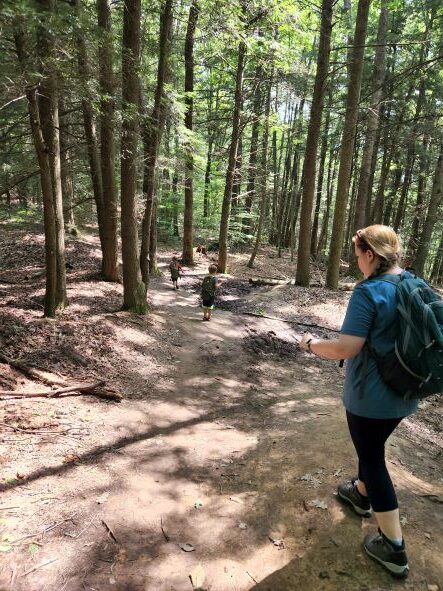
[169,256,183,290]
[201,263,220,321]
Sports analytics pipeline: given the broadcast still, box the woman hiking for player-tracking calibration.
[300,225,418,579]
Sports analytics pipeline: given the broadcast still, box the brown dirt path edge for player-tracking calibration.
[1,252,442,591]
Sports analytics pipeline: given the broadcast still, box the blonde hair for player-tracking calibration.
[353,225,401,276]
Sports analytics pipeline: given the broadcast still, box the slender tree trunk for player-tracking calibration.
[326,0,370,289]
[393,141,415,232]
[406,134,431,263]
[414,145,443,276]
[182,0,199,264]
[296,0,333,286]
[75,0,106,267]
[248,82,271,268]
[203,136,213,218]
[371,125,392,224]
[59,98,75,230]
[352,0,388,234]
[243,67,263,234]
[218,40,246,273]
[317,145,338,255]
[97,0,119,282]
[140,0,173,286]
[383,164,402,226]
[120,0,146,312]
[311,85,332,256]
[231,131,243,218]
[36,0,67,310]
[431,228,443,284]
[14,26,57,317]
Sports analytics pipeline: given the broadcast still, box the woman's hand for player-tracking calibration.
[299,333,315,352]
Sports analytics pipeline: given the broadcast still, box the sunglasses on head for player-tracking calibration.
[355,230,373,252]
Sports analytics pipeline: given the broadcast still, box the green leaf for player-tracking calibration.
[29,542,39,556]
[0,543,12,552]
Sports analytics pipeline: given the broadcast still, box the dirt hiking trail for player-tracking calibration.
[1,245,442,591]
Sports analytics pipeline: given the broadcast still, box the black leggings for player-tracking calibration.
[346,411,403,512]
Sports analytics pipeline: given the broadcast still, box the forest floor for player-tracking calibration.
[0,217,442,591]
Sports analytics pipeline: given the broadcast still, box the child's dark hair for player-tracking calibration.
[208,263,218,274]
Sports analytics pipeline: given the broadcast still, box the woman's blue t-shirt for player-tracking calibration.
[341,273,419,419]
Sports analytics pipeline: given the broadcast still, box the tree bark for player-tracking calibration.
[140,0,173,286]
[182,0,199,264]
[352,0,388,234]
[59,98,75,230]
[14,25,58,317]
[296,0,333,286]
[97,0,119,282]
[405,134,431,263]
[75,0,107,268]
[218,40,246,273]
[430,227,443,284]
[414,145,443,276]
[120,0,146,312]
[36,0,68,310]
[243,68,263,234]
[311,85,332,256]
[326,0,371,289]
[248,81,271,268]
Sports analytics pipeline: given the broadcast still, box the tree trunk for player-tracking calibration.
[14,26,58,317]
[140,0,173,286]
[97,0,119,282]
[182,0,199,265]
[248,81,271,268]
[59,98,75,230]
[311,85,332,256]
[296,0,333,286]
[75,0,106,269]
[430,228,443,284]
[405,134,431,263]
[393,141,415,232]
[36,0,67,310]
[326,0,370,289]
[203,136,213,218]
[414,145,443,276]
[352,0,388,234]
[243,67,263,234]
[317,145,338,256]
[218,40,246,273]
[120,0,146,313]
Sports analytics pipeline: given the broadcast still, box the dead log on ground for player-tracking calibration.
[0,381,122,402]
[0,353,65,386]
[248,277,294,286]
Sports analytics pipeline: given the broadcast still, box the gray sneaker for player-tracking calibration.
[337,479,372,517]
[364,530,409,578]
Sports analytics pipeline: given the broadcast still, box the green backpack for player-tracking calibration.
[201,275,216,300]
[368,273,443,400]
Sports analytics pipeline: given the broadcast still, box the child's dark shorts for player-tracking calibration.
[202,297,215,309]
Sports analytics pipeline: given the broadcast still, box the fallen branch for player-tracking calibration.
[21,558,57,577]
[101,519,118,543]
[249,277,293,286]
[12,514,76,544]
[0,381,102,397]
[0,422,62,435]
[160,516,170,542]
[0,381,122,402]
[0,353,66,386]
[241,312,340,333]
